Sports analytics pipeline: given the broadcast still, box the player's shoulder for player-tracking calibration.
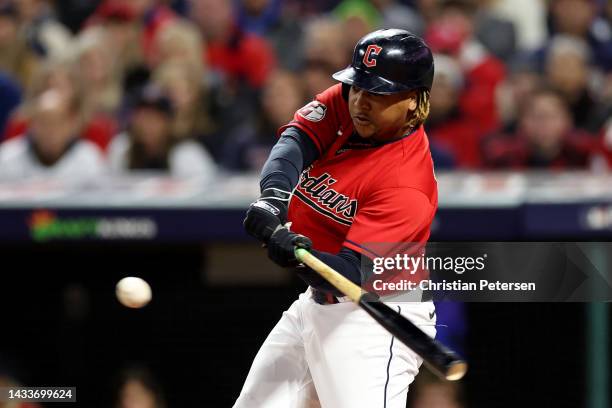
[371,126,437,200]
[304,84,347,116]
[315,83,345,102]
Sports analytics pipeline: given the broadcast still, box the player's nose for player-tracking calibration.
[352,88,371,111]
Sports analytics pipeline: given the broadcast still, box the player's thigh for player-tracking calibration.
[302,301,435,408]
[234,298,309,407]
[235,293,321,408]
[385,302,437,407]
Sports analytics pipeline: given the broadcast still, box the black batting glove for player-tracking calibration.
[268,226,312,268]
[243,188,290,243]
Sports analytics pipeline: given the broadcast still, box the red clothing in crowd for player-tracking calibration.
[427,116,482,168]
[482,131,597,170]
[458,56,506,135]
[598,126,612,167]
[205,26,276,88]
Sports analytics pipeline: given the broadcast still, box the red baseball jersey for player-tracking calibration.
[281,84,438,259]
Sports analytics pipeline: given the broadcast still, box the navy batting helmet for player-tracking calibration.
[333,29,434,95]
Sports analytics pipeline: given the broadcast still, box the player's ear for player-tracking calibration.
[405,91,417,113]
[405,88,430,128]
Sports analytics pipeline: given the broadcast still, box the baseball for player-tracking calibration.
[115,277,152,309]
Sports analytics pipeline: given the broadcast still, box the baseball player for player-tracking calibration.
[236,29,438,408]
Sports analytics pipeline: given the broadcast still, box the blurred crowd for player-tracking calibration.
[0,0,611,180]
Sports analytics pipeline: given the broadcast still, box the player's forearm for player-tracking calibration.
[260,127,319,193]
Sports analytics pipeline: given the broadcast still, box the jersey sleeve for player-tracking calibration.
[278,84,344,155]
[343,187,435,259]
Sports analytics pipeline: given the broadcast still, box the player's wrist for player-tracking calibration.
[260,188,291,202]
[244,189,291,244]
[256,188,290,223]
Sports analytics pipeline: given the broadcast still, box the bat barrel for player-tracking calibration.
[359,293,467,381]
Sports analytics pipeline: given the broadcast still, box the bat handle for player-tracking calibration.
[295,247,363,302]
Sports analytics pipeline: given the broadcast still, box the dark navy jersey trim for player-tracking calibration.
[294,189,353,226]
[383,305,400,408]
[344,239,384,259]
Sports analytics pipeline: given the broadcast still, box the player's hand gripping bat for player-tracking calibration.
[294,248,467,381]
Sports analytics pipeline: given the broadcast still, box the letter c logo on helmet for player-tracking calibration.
[363,45,382,67]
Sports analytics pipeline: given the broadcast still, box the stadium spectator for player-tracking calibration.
[496,62,541,133]
[0,0,608,176]
[151,19,203,70]
[482,87,597,169]
[545,35,601,132]
[89,0,176,66]
[152,60,218,143]
[548,0,612,71]
[84,0,143,76]
[426,54,479,168]
[189,0,276,90]
[3,56,76,141]
[75,26,122,116]
[0,89,105,179]
[221,69,305,171]
[107,85,216,179]
[3,56,117,150]
[0,2,38,88]
[301,17,349,97]
[188,0,276,141]
[235,0,305,71]
[14,0,73,59]
[425,0,507,136]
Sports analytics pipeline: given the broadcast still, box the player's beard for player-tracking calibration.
[353,117,378,140]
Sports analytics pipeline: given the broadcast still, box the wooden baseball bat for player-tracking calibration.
[295,248,467,381]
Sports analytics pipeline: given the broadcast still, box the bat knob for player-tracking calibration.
[445,361,468,381]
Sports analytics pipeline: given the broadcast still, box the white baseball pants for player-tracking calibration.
[234,287,436,408]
